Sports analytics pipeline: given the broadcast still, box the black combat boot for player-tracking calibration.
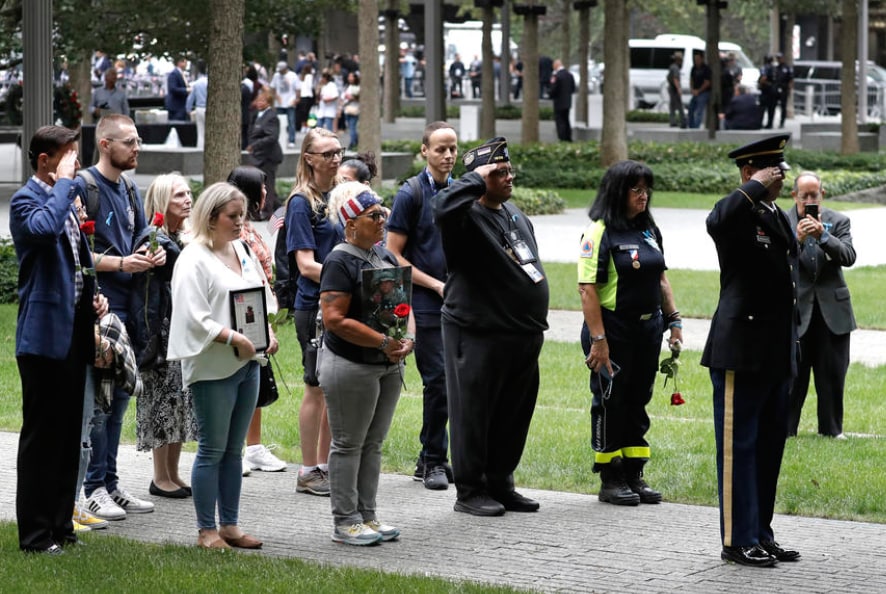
[624,459,662,504]
[598,459,640,506]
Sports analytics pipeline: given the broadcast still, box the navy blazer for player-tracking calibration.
[165,68,189,121]
[786,205,857,337]
[701,180,799,379]
[10,177,96,360]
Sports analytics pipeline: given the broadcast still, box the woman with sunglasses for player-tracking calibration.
[577,160,682,507]
[320,182,415,545]
[285,127,343,498]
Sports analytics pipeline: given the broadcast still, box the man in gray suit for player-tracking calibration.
[787,172,856,438]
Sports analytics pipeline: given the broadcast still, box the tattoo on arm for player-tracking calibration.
[321,292,346,304]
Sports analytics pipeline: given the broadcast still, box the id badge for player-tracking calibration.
[505,230,536,264]
[520,262,545,284]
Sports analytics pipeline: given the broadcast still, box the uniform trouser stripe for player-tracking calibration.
[722,370,735,547]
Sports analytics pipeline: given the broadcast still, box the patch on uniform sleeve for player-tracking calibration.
[580,237,595,258]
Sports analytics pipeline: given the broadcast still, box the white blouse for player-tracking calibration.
[168,240,276,386]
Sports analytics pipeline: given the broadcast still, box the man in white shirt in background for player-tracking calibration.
[270,61,298,148]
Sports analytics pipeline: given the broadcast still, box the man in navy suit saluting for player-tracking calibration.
[702,134,802,567]
[10,126,108,554]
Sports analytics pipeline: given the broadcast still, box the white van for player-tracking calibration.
[629,34,760,108]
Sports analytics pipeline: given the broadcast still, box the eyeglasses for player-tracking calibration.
[355,211,387,222]
[307,149,344,161]
[490,167,516,179]
[630,187,649,196]
[106,137,143,147]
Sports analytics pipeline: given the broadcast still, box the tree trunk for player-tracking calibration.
[560,0,571,66]
[840,0,859,154]
[203,0,244,185]
[481,6,496,139]
[576,4,591,125]
[783,12,795,120]
[71,53,92,164]
[705,2,720,137]
[600,0,627,166]
[383,2,398,123]
[520,14,540,144]
[360,0,383,184]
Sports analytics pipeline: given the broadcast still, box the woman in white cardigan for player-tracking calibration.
[168,182,278,550]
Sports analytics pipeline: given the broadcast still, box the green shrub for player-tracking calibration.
[0,238,20,304]
[509,187,567,215]
[626,110,670,123]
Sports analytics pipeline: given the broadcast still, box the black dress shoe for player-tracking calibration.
[491,490,540,512]
[721,545,777,567]
[23,543,64,556]
[760,540,801,561]
[150,481,189,499]
[453,494,506,517]
[181,486,193,496]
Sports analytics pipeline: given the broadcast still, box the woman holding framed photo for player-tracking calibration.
[168,182,278,550]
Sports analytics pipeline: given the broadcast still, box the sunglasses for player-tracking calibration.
[355,211,387,222]
[106,137,143,147]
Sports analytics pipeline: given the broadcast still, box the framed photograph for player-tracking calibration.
[229,286,269,352]
[360,266,413,339]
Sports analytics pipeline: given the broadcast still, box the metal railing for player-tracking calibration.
[792,78,886,120]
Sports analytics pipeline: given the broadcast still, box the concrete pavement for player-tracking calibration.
[1,429,885,593]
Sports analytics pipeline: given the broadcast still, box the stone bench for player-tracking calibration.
[135,146,416,180]
[802,131,879,152]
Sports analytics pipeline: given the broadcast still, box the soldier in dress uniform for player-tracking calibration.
[701,134,802,567]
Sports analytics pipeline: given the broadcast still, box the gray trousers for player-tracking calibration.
[318,347,402,527]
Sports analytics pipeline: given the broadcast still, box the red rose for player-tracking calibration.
[152,212,165,227]
[79,221,95,235]
[670,392,685,406]
[393,303,411,318]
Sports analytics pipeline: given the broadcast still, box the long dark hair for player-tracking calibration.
[587,160,656,231]
[227,165,267,221]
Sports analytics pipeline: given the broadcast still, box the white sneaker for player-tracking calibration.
[242,457,252,476]
[287,142,296,148]
[85,486,126,520]
[245,444,287,472]
[365,519,400,541]
[331,523,382,546]
[74,502,109,530]
[110,486,155,514]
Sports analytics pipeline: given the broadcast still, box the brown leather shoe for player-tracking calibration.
[221,533,263,549]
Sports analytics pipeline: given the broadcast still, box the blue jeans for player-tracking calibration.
[317,117,334,131]
[276,106,296,143]
[688,90,710,129]
[190,361,259,530]
[84,388,130,497]
[85,309,130,497]
[345,114,359,149]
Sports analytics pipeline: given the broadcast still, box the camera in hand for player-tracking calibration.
[804,203,819,220]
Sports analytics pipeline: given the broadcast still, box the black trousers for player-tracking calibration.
[16,310,90,551]
[414,324,449,465]
[443,321,543,499]
[581,314,661,470]
[554,108,572,142]
[711,368,790,548]
[788,302,850,437]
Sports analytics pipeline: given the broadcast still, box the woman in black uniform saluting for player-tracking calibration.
[578,160,683,506]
